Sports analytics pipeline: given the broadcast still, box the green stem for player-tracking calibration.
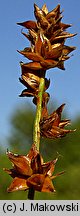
[28,75,45,200]
[33,77,45,151]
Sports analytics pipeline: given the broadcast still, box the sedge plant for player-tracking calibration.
[4,3,76,200]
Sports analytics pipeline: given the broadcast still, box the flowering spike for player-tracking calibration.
[40,104,75,139]
[4,148,63,193]
[4,3,76,199]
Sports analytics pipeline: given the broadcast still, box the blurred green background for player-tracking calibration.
[0,102,80,200]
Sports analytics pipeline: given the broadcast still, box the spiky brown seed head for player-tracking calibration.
[17,3,76,100]
[4,145,63,193]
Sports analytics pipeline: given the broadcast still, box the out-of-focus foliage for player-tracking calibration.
[0,103,80,199]
[7,104,35,153]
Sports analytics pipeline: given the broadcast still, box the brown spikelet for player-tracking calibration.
[4,146,63,193]
[40,104,75,139]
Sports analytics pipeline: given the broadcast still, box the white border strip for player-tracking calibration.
[0,200,80,216]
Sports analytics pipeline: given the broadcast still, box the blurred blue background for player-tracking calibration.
[0,0,80,142]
